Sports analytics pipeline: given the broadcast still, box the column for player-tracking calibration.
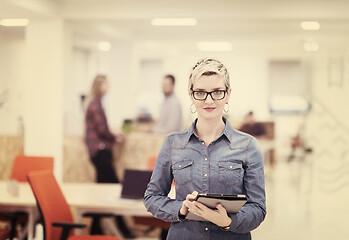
[23,19,65,181]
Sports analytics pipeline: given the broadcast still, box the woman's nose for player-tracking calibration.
[205,94,214,103]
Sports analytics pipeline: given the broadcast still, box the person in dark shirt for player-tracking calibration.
[239,111,267,138]
[84,74,133,238]
[84,75,123,183]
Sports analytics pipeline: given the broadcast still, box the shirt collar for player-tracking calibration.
[185,117,234,144]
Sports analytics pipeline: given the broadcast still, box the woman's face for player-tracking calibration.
[190,74,231,121]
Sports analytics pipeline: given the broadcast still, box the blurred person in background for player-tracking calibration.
[153,74,183,134]
[239,111,267,138]
[84,74,134,238]
[144,58,266,240]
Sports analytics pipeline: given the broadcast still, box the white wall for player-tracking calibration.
[64,39,317,137]
[3,28,348,140]
[0,31,26,135]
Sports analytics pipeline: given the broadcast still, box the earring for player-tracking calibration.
[190,103,197,113]
[224,103,229,113]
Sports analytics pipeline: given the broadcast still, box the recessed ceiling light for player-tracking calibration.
[197,41,233,52]
[301,21,320,30]
[151,18,197,26]
[97,41,111,52]
[0,19,29,27]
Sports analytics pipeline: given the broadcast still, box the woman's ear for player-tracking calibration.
[226,88,232,102]
[189,91,195,104]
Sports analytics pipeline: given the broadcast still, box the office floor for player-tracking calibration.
[252,157,313,240]
[132,156,314,240]
[135,153,349,240]
[29,154,347,240]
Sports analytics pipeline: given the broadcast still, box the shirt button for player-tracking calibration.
[205,227,209,231]
[202,142,205,145]
[204,173,208,177]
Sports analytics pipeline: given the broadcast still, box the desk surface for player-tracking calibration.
[0,182,159,216]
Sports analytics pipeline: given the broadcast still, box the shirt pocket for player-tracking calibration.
[218,161,243,186]
[172,160,193,185]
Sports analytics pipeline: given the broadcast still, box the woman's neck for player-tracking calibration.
[195,117,225,146]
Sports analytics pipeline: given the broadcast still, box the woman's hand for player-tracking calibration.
[114,132,125,143]
[182,195,232,228]
[179,191,199,216]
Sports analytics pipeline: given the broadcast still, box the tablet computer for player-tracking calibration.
[185,193,247,221]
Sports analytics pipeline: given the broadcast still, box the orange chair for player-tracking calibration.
[11,155,54,182]
[1,155,54,239]
[147,155,158,170]
[27,170,121,240]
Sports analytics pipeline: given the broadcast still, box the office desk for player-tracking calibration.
[0,182,37,240]
[0,182,165,240]
[63,183,153,218]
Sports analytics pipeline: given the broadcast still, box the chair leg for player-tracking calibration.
[160,228,169,240]
[90,216,103,235]
[9,216,18,240]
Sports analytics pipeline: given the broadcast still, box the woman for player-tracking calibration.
[144,58,266,240]
[84,74,122,183]
[84,75,133,238]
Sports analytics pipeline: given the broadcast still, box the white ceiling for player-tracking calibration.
[1,0,349,48]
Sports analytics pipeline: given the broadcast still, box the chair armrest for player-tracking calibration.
[52,222,86,240]
[83,212,114,218]
[52,222,86,228]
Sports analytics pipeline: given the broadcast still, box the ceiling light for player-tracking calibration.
[301,21,320,30]
[97,41,111,52]
[0,19,29,27]
[151,18,197,26]
[197,41,233,52]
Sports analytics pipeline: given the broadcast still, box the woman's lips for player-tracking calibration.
[203,107,216,112]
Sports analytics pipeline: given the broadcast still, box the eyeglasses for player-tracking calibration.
[191,88,228,101]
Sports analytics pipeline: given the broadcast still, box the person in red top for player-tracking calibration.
[84,75,133,238]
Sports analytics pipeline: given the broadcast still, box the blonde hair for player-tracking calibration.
[188,58,230,92]
[83,75,107,113]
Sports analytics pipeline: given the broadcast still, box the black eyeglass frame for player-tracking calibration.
[190,88,228,101]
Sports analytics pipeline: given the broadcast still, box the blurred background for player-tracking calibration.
[0,0,348,239]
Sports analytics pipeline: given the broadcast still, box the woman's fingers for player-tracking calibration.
[216,203,226,212]
[186,200,209,216]
[186,191,199,201]
[186,201,231,226]
[215,204,229,217]
[183,191,208,217]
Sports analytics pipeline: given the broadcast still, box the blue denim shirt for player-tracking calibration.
[144,118,266,240]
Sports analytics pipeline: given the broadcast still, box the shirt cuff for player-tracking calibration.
[173,201,185,222]
[225,213,239,231]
